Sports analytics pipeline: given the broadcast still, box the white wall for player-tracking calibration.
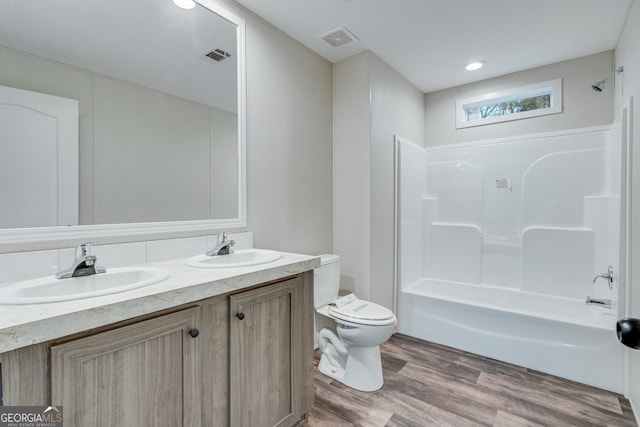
[239,8,334,255]
[425,51,614,146]
[614,0,640,416]
[333,51,425,308]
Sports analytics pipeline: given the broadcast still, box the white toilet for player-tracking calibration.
[314,254,397,392]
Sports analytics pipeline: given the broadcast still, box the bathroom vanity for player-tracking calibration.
[0,252,318,427]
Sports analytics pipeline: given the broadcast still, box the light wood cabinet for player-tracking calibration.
[0,272,314,427]
[198,295,230,426]
[50,307,200,426]
[230,275,313,427]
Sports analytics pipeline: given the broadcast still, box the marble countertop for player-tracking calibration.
[0,252,320,353]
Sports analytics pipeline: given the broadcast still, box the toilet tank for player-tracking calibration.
[314,254,340,308]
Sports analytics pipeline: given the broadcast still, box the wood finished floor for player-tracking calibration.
[307,334,637,427]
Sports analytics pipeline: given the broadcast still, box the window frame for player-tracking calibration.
[455,79,563,129]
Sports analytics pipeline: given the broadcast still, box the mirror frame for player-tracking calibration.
[0,0,247,251]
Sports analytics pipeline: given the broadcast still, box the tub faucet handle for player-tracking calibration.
[592,265,614,289]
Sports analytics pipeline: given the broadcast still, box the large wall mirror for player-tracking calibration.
[0,0,246,247]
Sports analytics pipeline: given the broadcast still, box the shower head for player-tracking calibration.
[591,80,606,92]
[591,66,624,92]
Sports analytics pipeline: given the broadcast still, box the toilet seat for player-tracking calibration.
[329,299,396,326]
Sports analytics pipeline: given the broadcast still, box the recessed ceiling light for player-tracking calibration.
[173,0,196,9]
[465,61,486,71]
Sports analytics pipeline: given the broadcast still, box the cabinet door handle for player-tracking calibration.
[236,312,245,320]
[189,328,200,338]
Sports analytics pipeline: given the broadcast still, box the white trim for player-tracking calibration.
[456,79,563,129]
[0,1,247,251]
[427,125,612,152]
[392,135,401,316]
[621,97,634,401]
[0,217,245,244]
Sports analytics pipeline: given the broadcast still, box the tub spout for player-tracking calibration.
[585,296,611,308]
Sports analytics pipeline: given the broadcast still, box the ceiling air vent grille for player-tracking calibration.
[206,48,232,62]
[318,27,359,48]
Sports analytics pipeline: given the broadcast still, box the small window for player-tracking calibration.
[456,79,562,129]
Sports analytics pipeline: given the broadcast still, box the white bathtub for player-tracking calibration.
[397,279,625,393]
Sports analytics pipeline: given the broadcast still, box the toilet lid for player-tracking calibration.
[329,299,396,325]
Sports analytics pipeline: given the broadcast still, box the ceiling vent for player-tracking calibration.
[206,48,232,62]
[318,27,359,48]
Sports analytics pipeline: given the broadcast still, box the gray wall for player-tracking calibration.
[369,53,426,308]
[425,51,614,146]
[333,52,372,300]
[614,0,640,413]
[239,8,334,255]
[334,51,425,309]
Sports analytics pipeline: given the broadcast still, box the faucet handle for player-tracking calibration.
[217,231,230,244]
[76,242,95,258]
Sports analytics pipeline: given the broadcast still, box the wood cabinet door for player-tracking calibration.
[50,307,200,427]
[198,295,229,426]
[229,276,312,427]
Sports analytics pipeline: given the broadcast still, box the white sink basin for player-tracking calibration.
[186,249,283,268]
[0,267,170,305]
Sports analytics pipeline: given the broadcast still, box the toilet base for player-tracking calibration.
[318,345,384,392]
[318,353,346,381]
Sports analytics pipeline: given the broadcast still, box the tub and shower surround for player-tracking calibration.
[395,128,624,392]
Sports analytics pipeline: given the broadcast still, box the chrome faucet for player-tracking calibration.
[206,231,235,256]
[585,296,612,308]
[593,265,614,289]
[56,242,106,279]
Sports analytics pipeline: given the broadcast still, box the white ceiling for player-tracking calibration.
[235,0,633,93]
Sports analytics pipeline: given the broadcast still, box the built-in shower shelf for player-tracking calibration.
[482,236,521,248]
[430,222,482,232]
[521,225,593,234]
